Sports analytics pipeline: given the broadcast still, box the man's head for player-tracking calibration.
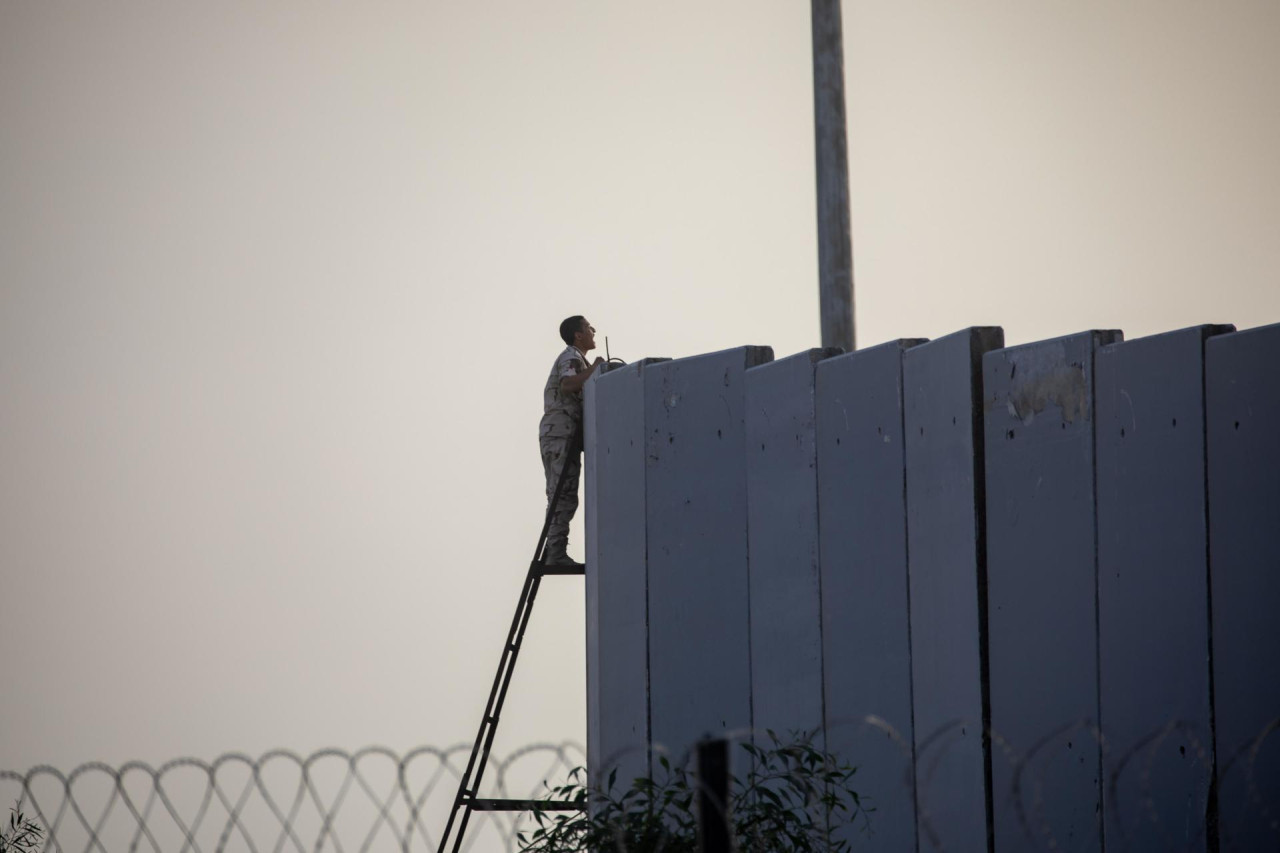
[559,316,596,352]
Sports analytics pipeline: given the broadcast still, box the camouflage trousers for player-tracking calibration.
[539,433,581,560]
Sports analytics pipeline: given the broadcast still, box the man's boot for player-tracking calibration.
[542,538,583,570]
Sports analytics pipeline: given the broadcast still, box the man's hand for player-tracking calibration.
[560,357,605,394]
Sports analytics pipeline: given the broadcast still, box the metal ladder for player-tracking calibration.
[436,425,587,853]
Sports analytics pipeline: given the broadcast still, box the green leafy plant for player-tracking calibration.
[518,731,871,853]
[0,803,45,853]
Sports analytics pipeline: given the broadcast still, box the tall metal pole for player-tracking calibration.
[811,0,855,352]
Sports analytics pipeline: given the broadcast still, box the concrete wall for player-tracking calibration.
[746,348,840,746]
[584,358,666,787]
[584,324,1280,850]
[1095,325,1230,850]
[1206,321,1280,850]
[644,346,773,766]
[984,329,1120,853]
[817,338,925,853]
[906,327,1003,852]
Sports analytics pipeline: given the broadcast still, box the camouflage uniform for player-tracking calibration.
[540,345,588,562]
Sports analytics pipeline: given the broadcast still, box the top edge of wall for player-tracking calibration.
[993,328,1122,356]
[1099,323,1235,354]
[899,327,1005,366]
[594,357,670,382]
[749,347,843,372]
[815,338,929,377]
[1206,319,1280,347]
[647,345,774,370]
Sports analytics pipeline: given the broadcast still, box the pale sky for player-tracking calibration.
[2,0,1278,777]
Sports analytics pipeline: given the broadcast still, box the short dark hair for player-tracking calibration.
[559,315,585,346]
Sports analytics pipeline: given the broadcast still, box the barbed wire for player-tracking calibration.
[1,743,582,853]
[598,715,1277,853]
[3,719,1273,853]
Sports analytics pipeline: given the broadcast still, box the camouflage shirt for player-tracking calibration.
[540,345,588,438]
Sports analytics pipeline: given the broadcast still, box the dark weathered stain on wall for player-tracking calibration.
[985,341,1092,426]
[1005,363,1088,424]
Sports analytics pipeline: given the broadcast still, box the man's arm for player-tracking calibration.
[560,357,605,394]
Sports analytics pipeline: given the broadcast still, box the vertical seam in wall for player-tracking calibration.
[743,347,775,758]
[811,365,832,846]
[899,344,922,853]
[969,331,996,853]
[743,364,755,749]
[812,367,828,750]
[1200,331,1221,852]
[1090,337,1107,853]
[642,366,654,782]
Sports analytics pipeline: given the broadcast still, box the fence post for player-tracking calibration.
[697,738,732,853]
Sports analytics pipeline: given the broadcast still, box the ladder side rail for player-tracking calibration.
[438,576,538,853]
[439,568,536,836]
[451,571,543,853]
[462,423,580,783]
[448,423,581,797]
[438,424,584,853]
[473,570,545,783]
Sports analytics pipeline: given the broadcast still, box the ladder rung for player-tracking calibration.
[538,564,585,576]
[466,798,585,812]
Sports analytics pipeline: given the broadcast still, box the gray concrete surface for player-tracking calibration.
[581,323,1279,848]
[745,348,840,746]
[585,358,667,788]
[984,329,1121,853]
[1095,325,1230,851]
[817,338,926,852]
[905,327,1003,853]
[1206,321,1280,850]
[645,346,773,766]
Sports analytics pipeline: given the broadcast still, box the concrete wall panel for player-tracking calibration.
[645,346,773,764]
[584,362,603,784]
[1095,326,1230,850]
[1206,321,1280,850]
[817,338,926,853]
[904,327,1004,851]
[585,359,666,787]
[984,329,1121,853]
[746,349,840,744]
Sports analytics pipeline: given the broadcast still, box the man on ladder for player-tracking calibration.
[539,315,603,570]
[438,316,605,853]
